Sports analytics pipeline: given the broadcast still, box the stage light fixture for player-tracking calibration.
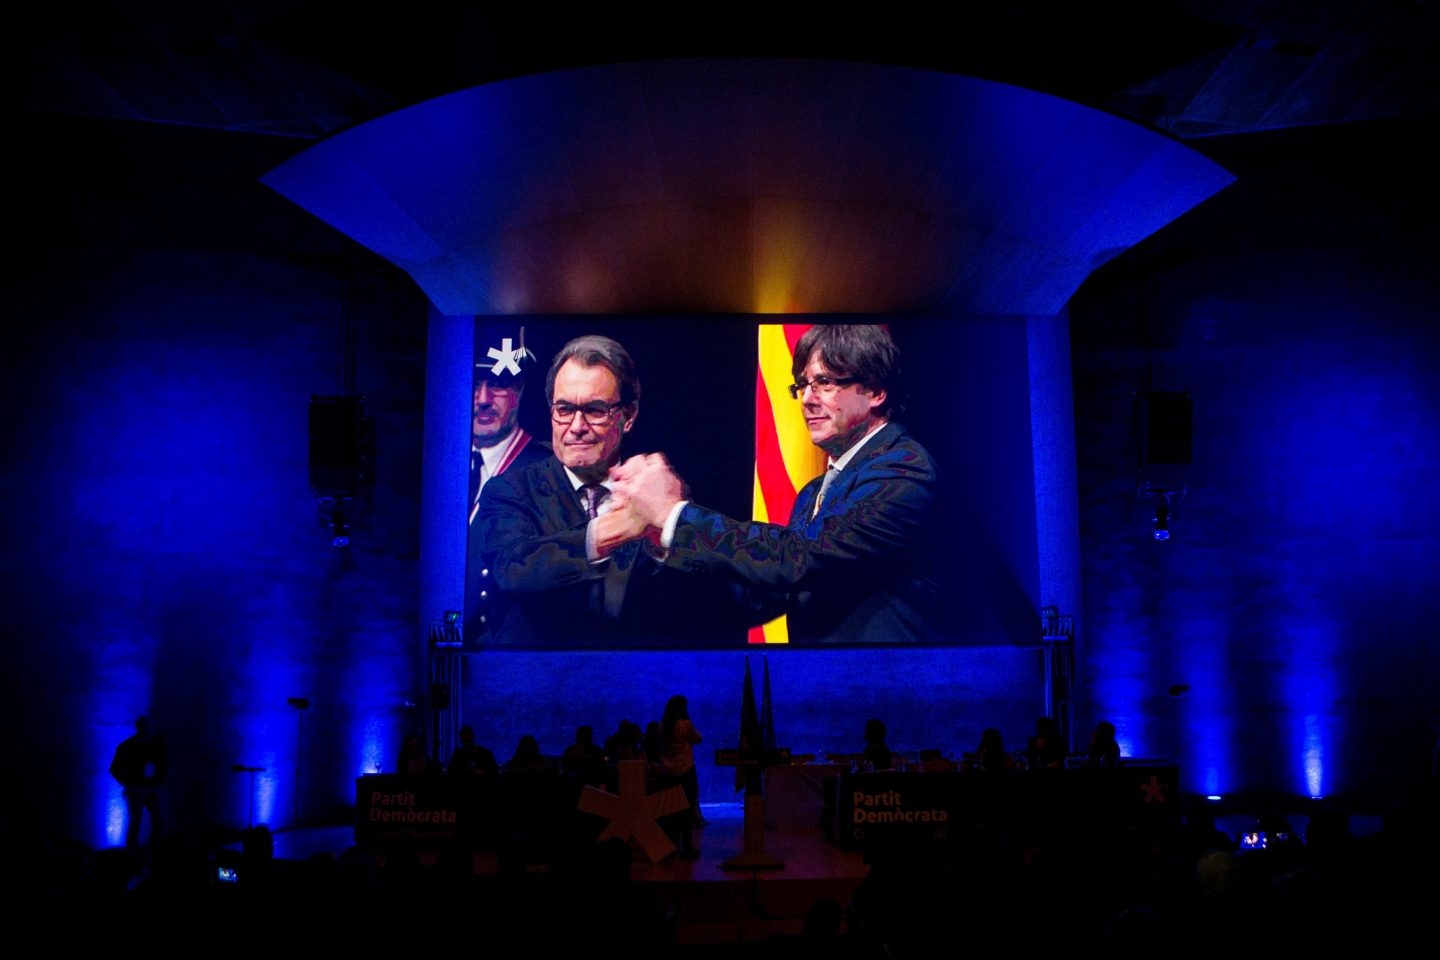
[315,495,355,548]
[330,508,351,548]
[1138,481,1187,542]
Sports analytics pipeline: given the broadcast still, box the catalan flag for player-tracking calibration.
[750,324,827,643]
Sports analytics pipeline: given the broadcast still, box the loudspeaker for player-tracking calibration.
[1137,391,1192,465]
[430,682,451,711]
[309,396,372,492]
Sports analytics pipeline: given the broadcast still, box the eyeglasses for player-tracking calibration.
[788,375,859,399]
[551,400,626,425]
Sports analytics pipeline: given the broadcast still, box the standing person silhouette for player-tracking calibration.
[660,694,704,858]
[109,715,166,851]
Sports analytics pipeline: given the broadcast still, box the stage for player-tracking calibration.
[228,773,1391,953]
[260,800,869,947]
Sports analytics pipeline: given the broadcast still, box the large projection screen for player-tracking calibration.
[464,317,1040,650]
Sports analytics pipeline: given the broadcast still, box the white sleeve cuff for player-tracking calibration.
[584,518,604,563]
[660,500,689,550]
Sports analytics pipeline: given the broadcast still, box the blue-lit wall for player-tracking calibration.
[6,116,430,849]
[1069,120,1440,808]
[6,112,1436,852]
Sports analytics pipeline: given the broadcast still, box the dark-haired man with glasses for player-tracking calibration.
[475,334,740,646]
[609,325,944,644]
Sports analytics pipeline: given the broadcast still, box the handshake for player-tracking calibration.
[593,453,688,557]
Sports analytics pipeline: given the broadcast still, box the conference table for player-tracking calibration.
[763,761,847,831]
[760,759,1181,858]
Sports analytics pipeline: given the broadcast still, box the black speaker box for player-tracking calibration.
[1138,391,1192,465]
[309,395,371,492]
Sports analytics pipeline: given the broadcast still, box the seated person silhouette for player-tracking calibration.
[1025,716,1067,770]
[447,725,499,778]
[397,734,441,776]
[862,718,894,771]
[965,727,1015,773]
[1085,719,1122,769]
[559,724,607,784]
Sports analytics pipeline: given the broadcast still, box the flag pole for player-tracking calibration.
[722,654,784,870]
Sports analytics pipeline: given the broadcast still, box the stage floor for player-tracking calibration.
[264,801,869,946]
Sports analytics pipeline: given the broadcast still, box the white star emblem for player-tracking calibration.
[577,760,690,863]
[485,338,524,377]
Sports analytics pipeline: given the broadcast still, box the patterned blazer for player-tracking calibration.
[666,422,945,644]
[463,436,550,646]
[475,455,744,646]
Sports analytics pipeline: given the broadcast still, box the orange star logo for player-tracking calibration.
[1138,774,1170,804]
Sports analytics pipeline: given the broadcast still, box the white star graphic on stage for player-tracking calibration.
[577,760,690,863]
[485,338,524,376]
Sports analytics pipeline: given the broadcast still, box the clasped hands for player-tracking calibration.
[591,453,686,558]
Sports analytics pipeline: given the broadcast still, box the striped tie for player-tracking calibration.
[581,483,606,519]
[811,467,839,520]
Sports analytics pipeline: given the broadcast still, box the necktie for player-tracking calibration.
[812,467,839,520]
[580,483,614,615]
[581,483,607,519]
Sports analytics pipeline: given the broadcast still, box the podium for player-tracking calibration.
[714,747,791,870]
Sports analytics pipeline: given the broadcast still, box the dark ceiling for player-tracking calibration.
[12,1,1439,142]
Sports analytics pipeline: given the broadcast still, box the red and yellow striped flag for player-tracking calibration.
[750,324,827,643]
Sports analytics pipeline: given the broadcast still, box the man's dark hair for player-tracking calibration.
[792,325,906,419]
[545,334,641,409]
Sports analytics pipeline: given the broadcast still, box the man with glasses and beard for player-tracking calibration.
[475,334,742,646]
[607,325,944,644]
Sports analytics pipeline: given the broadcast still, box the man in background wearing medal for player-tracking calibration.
[466,328,549,644]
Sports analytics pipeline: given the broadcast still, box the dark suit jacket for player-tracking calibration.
[464,437,550,646]
[665,421,945,643]
[476,455,746,646]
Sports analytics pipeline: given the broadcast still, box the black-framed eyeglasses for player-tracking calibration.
[788,375,859,399]
[551,400,626,426]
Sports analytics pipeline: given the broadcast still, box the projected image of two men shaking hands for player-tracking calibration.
[474,324,944,646]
